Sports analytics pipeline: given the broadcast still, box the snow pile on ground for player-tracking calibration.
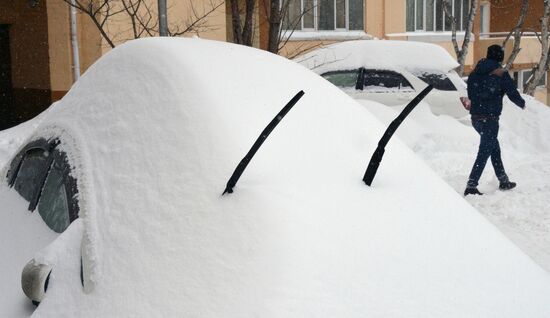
[2,38,550,317]
[358,95,550,272]
[295,40,459,74]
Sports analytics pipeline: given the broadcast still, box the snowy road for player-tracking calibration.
[359,96,550,272]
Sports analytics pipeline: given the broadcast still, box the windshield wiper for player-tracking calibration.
[223,90,305,195]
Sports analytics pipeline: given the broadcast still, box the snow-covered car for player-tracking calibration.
[2,38,550,317]
[295,40,468,118]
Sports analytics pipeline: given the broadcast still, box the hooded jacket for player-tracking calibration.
[467,58,525,117]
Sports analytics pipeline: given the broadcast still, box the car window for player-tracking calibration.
[363,70,414,92]
[412,70,457,91]
[7,139,79,233]
[321,70,359,88]
[37,153,71,233]
[13,148,51,203]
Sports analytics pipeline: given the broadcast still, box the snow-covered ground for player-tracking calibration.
[358,95,550,272]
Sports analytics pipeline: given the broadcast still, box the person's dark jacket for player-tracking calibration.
[467,58,525,117]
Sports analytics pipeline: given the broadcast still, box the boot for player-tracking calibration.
[499,181,516,191]
[464,187,483,196]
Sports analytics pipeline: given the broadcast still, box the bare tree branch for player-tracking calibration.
[260,0,316,54]
[61,0,123,48]
[61,0,222,48]
[170,0,224,36]
[502,0,529,70]
[524,0,550,95]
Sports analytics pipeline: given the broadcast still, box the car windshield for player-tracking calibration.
[412,69,457,91]
[363,69,414,92]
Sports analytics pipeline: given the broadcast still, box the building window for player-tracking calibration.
[480,2,490,35]
[283,0,364,31]
[406,0,471,32]
[513,70,547,90]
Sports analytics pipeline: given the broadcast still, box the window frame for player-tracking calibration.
[480,2,490,35]
[406,0,471,32]
[514,69,547,90]
[283,0,363,31]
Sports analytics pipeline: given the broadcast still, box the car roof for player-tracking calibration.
[295,40,460,75]
[8,38,550,317]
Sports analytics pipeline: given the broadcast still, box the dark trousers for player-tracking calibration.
[467,117,509,188]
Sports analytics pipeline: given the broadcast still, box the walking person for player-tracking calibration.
[464,45,525,196]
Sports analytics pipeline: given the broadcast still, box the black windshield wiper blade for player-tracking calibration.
[363,85,433,186]
[223,90,305,195]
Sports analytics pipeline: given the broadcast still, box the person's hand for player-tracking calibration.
[491,68,506,77]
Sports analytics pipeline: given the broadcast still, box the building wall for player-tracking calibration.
[47,1,103,101]
[47,0,72,100]
[0,1,50,90]
[103,0,227,50]
[490,0,545,33]
[279,40,338,58]
[0,0,51,129]
[384,0,406,35]
[366,0,384,38]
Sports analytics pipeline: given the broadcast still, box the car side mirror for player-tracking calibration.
[21,259,52,305]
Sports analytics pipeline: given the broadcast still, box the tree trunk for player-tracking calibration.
[242,0,256,46]
[444,0,478,76]
[503,0,529,71]
[267,0,281,53]
[230,0,244,44]
[458,0,478,76]
[525,1,550,95]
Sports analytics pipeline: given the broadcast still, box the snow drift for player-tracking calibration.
[1,38,550,317]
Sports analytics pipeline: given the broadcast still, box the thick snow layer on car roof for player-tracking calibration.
[6,38,550,317]
[295,40,460,74]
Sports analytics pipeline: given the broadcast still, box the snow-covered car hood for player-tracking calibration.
[2,38,550,317]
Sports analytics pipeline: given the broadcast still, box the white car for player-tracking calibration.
[1,38,550,317]
[295,40,468,118]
